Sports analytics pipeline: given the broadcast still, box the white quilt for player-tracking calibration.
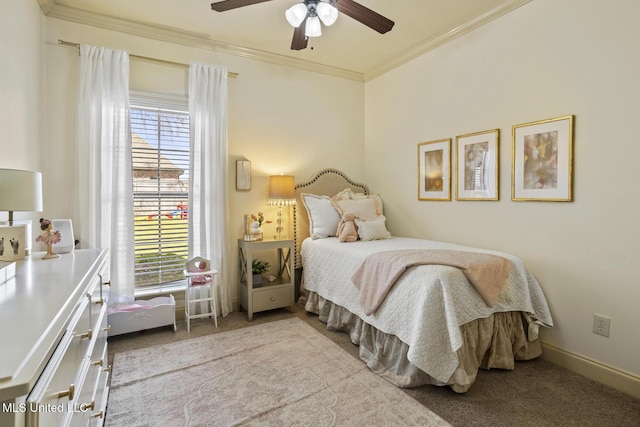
[301,236,553,383]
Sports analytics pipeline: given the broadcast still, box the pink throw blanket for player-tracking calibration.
[351,249,512,315]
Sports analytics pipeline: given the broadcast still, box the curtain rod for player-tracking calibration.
[58,39,238,78]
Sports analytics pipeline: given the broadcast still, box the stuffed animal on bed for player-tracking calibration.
[337,213,358,242]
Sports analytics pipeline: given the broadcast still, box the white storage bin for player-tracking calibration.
[108,295,176,336]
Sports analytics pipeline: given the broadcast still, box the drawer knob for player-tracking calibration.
[91,410,104,419]
[80,400,95,412]
[75,328,92,340]
[91,358,104,367]
[57,384,75,400]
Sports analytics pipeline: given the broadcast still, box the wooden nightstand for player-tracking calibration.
[238,238,295,321]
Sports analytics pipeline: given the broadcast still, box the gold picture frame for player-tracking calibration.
[512,115,574,201]
[455,129,499,201]
[418,139,451,201]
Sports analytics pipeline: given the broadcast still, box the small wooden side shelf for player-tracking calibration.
[238,238,294,321]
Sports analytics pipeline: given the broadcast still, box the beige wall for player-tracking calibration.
[364,0,640,382]
[0,0,45,227]
[40,16,365,300]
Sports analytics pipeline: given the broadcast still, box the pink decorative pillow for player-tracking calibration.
[331,188,383,220]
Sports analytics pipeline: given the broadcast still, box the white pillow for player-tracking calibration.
[355,216,391,241]
[301,193,341,239]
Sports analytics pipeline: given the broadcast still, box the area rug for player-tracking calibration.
[106,317,450,426]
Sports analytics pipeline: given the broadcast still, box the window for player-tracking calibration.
[130,102,190,291]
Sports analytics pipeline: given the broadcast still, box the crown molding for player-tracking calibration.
[364,0,532,81]
[41,0,530,83]
[41,3,364,82]
[37,0,56,15]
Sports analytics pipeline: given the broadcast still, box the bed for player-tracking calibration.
[293,169,553,393]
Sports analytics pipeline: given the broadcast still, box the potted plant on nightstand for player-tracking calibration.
[252,259,270,286]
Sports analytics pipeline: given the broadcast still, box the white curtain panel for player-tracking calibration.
[76,45,135,304]
[188,63,231,317]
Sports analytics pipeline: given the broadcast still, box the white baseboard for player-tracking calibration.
[542,342,640,399]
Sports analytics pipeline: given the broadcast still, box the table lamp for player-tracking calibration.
[0,169,44,255]
[267,175,296,239]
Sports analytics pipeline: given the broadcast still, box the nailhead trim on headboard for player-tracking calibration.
[293,169,368,270]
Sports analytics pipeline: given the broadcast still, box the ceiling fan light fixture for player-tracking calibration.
[285,3,308,27]
[305,15,322,37]
[316,2,338,26]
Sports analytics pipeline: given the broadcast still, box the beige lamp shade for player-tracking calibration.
[267,175,296,206]
[0,169,43,224]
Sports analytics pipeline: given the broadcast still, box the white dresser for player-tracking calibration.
[0,249,110,427]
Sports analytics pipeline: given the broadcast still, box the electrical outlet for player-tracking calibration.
[593,314,611,337]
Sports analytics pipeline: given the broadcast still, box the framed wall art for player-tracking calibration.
[236,160,251,191]
[512,115,574,201]
[455,129,499,201]
[418,139,451,201]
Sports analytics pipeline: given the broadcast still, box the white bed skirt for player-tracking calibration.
[305,291,542,393]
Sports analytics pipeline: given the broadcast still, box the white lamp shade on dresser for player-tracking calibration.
[0,169,43,221]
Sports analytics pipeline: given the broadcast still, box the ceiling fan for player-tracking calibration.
[210,0,394,51]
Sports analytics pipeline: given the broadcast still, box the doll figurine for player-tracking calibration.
[35,218,62,259]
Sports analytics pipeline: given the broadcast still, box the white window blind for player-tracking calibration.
[130,100,190,290]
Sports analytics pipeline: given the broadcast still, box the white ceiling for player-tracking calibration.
[39,0,530,81]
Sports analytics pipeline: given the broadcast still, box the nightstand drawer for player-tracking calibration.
[252,286,292,312]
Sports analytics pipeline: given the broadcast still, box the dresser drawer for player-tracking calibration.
[252,286,292,312]
[26,274,104,426]
[89,306,109,366]
[68,344,109,427]
[68,305,108,427]
[89,263,109,331]
[90,347,111,426]
[26,299,92,426]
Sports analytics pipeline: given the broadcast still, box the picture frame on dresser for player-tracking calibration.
[455,129,500,201]
[418,138,451,201]
[512,115,574,201]
[0,224,26,261]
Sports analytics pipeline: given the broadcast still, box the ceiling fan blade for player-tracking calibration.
[291,23,308,50]
[335,0,394,34]
[211,0,273,12]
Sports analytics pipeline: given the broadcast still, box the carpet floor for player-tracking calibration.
[108,307,640,427]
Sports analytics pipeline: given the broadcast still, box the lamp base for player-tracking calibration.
[276,207,284,239]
